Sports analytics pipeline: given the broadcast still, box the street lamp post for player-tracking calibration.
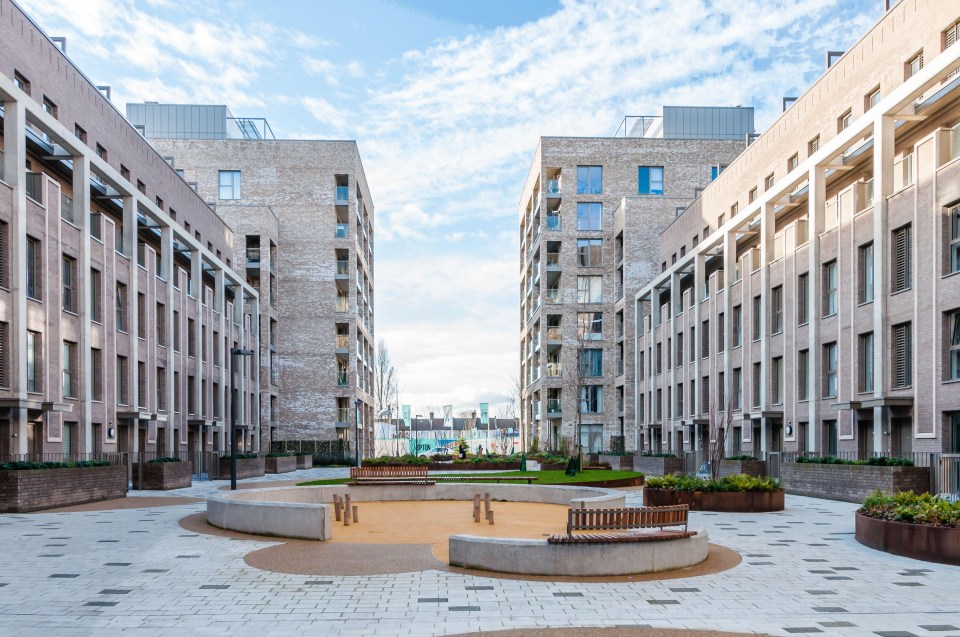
[230,347,255,491]
[354,398,363,467]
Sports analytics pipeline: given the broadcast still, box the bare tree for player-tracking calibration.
[708,398,736,481]
[373,339,399,420]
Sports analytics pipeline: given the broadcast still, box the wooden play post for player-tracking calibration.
[344,494,352,525]
[333,495,343,522]
[352,505,359,523]
[473,494,481,523]
[486,510,494,525]
[484,493,491,515]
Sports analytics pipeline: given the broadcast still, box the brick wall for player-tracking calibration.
[0,465,127,512]
[781,463,930,503]
[719,460,767,478]
[212,456,265,480]
[635,455,683,476]
[132,461,192,490]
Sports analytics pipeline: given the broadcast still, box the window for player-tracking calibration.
[772,357,784,404]
[116,282,127,332]
[787,153,799,172]
[62,255,77,313]
[42,96,57,118]
[157,367,166,411]
[117,356,129,405]
[26,331,40,393]
[823,261,838,316]
[948,311,960,380]
[867,87,881,109]
[752,362,761,408]
[89,268,102,322]
[91,348,103,401]
[765,173,775,191]
[733,368,742,409]
[188,318,196,357]
[577,312,602,340]
[579,349,602,377]
[638,166,664,195]
[798,273,809,324]
[13,70,30,95]
[860,332,875,392]
[62,341,77,398]
[947,20,960,49]
[26,236,41,300]
[859,243,875,303]
[576,166,602,194]
[138,362,147,408]
[838,109,852,132]
[949,204,960,273]
[137,293,146,339]
[823,342,838,398]
[576,202,602,231]
[96,144,107,161]
[579,385,603,413]
[752,295,762,341]
[74,124,86,143]
[689,327,696,363]
[798,349,809,401]
[577,239,602,266]
[577,276,602,303]
[173,310,181,352]
[892,322,912,388]
[218,170,241,199]
[808,136,820,156]
[771,286,783,334]
[120,165,130,180]
[157,303,166,346]
[656,343,662,375]
[733,305,742,347]
[749,187,758,203]
[892,224,912,293]
[718,313,725,353]
[906,50,924,79]
[676,331,684,367]
[710,165,727,181]
[701,320,709,358]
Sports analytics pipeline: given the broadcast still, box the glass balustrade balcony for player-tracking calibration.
[335,223,349,238]
[335,335,350,349]
[545,289,560,303]
[336,186,349,205]
[337,408,351,423]
[336,297,349,312]
[546,363,562,377]
[546,399,562,414]
[337,260,349,275]
[546,179,561,197]
[546,213,561,231]
[337,371,349,386]
[546,327,561,341]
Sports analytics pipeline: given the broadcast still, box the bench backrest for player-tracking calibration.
[566,505,688,534]
[350,466,429,478]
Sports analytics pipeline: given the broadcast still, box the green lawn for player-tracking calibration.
[297,469,642,487]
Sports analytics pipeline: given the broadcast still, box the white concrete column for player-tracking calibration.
[123,195,139,415]
[251,293,261,451]
[693,253,705,418]
[722,228,737,456]
[216,271,226,438]
[190,250,202,426]
[73,155,93,453]
[5,99,28,455]
[807,165,826,454]
[759,203,774,454]
[161,226,175,452]
[668,272,680,451]
[873,115,894,453]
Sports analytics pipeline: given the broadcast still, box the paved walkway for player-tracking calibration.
[0,468,958,636]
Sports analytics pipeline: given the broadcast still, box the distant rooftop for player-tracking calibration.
[125,103,276,140]
[614,105,755,141]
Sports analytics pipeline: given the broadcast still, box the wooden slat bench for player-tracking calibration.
[547,505,691,544]
[349,466,435,485]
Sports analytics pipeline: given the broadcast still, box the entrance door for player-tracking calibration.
[92,423,102,456]
[824,420,838,456]
[797,422,807,454]
[952,414,960,454]
[891,417,912,454]
[857,417,874,458]
[769,419,783,453]
[752,424,761,457]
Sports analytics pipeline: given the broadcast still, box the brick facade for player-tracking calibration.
[0,464,127,512]
[781,462,930,503]
[131,461,192,490]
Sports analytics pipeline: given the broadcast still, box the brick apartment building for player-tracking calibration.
[518,108,752,453]
[634,0,960,459]
[0,0,261,462]
[126,104,376,455]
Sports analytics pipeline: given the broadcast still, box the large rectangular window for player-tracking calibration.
[949,311,960,380]
[577,276,602,303]
[576,202,602,231]
[218,170,241,200]
[62,341,76,398]
[949,205,960,273]
[860,332,874,393]
[576,166,602,195]
[26,236,41,300]
[859,242,874,303]
[733,367,742,410]
[772,356,784,405]
[771,285,783,334]
[638,166,664,195]
[797,349,809,401]
[823,261,838,316]
[117,356,128,405]
[579,349,603,377]
[732,305,742,347]
[701,320,710,358]
[798,273,809,324]
[92,348,103,401]
[579,385,603,413]
[577,239,602,266]
[90,268,102,322]
[892,322,912,388]
[62,255,77,313]
[892,224,912,293]
[577,312,602,340]
[26,331,40,393]
[823,342,838,398]
[752,295,762,341]
[116,282,127,332]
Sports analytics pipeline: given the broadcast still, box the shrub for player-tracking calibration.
[724,455,756,461]
[646,473,781,492]
[235,453,259,460]
[640,453,677,458]
[0,460,111,471]
[147,457,182,463]
[859,490,960,527]
[796,455,914,467]
[363,454,428,466]
[265,452,292,458]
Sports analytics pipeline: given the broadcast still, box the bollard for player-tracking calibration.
[486,510,494,525]
[344,494,352,525]
[473,494,481,523]
[352,505,359,524]
[484,493,491,514]
[333,495,343,522]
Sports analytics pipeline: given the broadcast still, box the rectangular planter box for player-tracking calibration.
[0,464,127,513]
[214,457,265,480]
[719,459,767,478]
[781,462,930,503]
[635,456,683,477]
[266,456,298,474]
[132,461,192,490]
[600,454,634,471]
[643,487,784,512]
[296,455,313,470]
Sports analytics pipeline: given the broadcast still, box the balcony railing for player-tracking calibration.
[546,179,561,196]
[617,359,624,375]
[546,253,560,267]
[533,402,542,420]
[546,362,562,377]
[546,213,561,231]
[25,171,43,203]
[337,259,349,275]
[546,327,561,341]
[337,371,349,386]
[335,186,349,205]
[337,408,351,423]
[60,193,74,224]
[336,297,349,312]
[545,289,560,303]
[246,248,261,264]
[335,223,349,238]
[335,335,350,349]
[546,398,562,414]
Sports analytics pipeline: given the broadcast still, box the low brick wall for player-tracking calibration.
[296,455,313,470]
[0,465,127,512]
[266,456,298,474]
[600,455,634,471]
[635,456,683,477]
[719,460,767,478]
[781,463,930,503]
[643,487,784,512]
[132,461,192,490]
[213,457,265,480]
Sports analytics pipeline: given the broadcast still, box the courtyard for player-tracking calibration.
[0,467,957,637]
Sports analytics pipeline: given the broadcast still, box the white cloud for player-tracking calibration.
[302,96,350,133]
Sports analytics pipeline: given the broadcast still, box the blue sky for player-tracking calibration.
[20,0,878,416]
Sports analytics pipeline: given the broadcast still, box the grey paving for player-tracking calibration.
[0,467,958,636]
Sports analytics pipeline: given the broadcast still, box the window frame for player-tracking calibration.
[576,165,602,195]
[638,166,664,195]
[218,170,241,200]
[575,202,602,231]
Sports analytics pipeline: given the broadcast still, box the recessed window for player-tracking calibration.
[120,165,130,180]
[638,166,664,195]
[577,239,602,267]
[823,342,838,398]
[906,51,924,80]
[579,385,603,413]
[822,261,838,316]
[576,202,602,231]
[866,87,881,110]
[26,236,42,300]
[62,341,77,398]
[771,285,783,334]
[808,136,820,156]
[576,276,602,303]
[26,331,40,393]
[137,180,146,194]
[764,173,775,191]
[13,71,30,95]
[892,322,912,388]
[710,164,727,181]
[74,124,86,143]
[838,109,852,132]
[798,349,809,401]
[860,332,875,392]
[219,170,241,200]
[578,349,602,377]
[576,166,602,195]
[859,242,874,303]
[948,204,960,273]
[748,187,757,203]
[788,153,799,172]
[798,273,809,324]
[96,144,107,160]
[42,97,57,118]
[892,224,912,293]
[732,304,742,347]
[61,255,77,313]
[947,311,960,380]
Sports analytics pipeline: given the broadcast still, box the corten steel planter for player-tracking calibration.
[781,462,930,503]
[265,456,298,474]
[0,464,127,512]
[571,475,644,488]
[600,454,634,471]
[296,455,313,470]
[856,512,960,566]
[643,487,784,512]
[718,460,766,478]
[635,456,683,477]
[215,456,265,480]
[132,461,192,490]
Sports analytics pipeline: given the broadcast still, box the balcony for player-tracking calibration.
[335,223,349,238]
[546,213,561,231]
[546,253,560,269]
[246,248,261,268]
[337,371,349,386]
[546,327,561,341]
[336,186,349,205]
[546,179,561,198]
[617,358,624,375]
[336,259,349,276]
[25,171,43,203]
[546,399,562,415]
[335,335,350,350]
[336,297,349,312]
[545,288,560,303]
[546,362,562,377]
[336,408,351,423]
[533,402,542,421]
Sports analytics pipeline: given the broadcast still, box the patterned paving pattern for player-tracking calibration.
[0,468,958,636]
